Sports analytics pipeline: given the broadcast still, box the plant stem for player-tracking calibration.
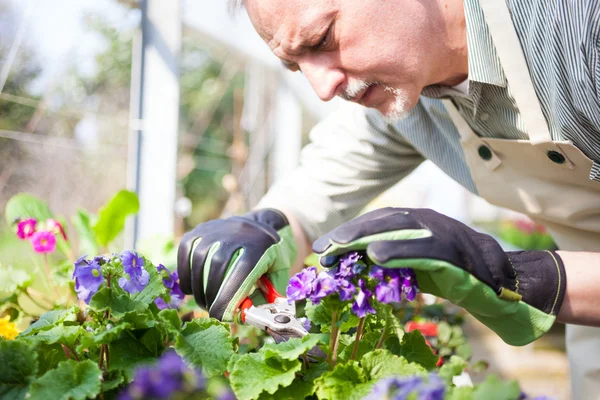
[331,322,341,367]
[99,345,105,370]
[327,310,338,370]
[375,324,388,350]
[104,344,110,370]
[61,344,71,360]
[351,318,366,360]
[69,346,80,362]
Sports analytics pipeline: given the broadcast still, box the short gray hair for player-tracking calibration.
[227,0,244,13]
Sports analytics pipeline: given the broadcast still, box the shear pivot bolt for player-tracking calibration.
[274,315,291,324]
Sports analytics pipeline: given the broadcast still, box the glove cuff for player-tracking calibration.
[507,250,567,317]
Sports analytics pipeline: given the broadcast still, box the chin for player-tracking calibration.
[377,88,417,123]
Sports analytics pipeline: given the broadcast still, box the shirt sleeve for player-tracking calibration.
[258,101,425,242]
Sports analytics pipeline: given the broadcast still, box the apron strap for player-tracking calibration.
[478,0,552,146]
[442,99,502,171]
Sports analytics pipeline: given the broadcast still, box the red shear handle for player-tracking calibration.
[239,276,284,323]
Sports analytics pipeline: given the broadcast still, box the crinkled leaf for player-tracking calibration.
[24,325,83,347]
[22,308,78,336]
[472,374,521,400]
[257,377,315,400]
[0,340,38,400]
[121,309,155,329]
[439,355,468,385]
[35,343,68,376]
[4,193,53,225]
[89,287,148,318]
[28,360,102,400]
[101,370,125,392]
[174,319,233,377]
[71,209,98,256]
[398,330,438,370]
[314,361,370,400]
[0,267,33,296]
[262,334,321,361]
[92,190,139,247]
[305,300,359,333]
[129,260,166,304]
[360,349,426,381]
[229,353,301,400]
[158,309,181,332]
[337,331,380,363]
[77,323,131,352]
[109,327,165,374]
[447,386,476,400]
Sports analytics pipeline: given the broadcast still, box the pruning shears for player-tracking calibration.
[239,276,309,343]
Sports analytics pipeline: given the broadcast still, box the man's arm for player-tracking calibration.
[557,251,600,326]
[258,101,425,269]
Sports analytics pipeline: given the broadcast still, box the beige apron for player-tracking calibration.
[442,0,600,398]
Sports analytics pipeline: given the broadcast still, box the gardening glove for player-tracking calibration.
[177,208,297,321]
[313,207,566,346]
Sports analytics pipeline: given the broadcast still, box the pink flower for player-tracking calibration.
[46,219,67,240]
[30,231,56,253]
[16,219,37,240]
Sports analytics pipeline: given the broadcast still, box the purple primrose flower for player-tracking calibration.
[72,256,105,304]
[337,279,356,301]
[154,264,185,310]
[286,266,317,302]
[298,317,312,332]
[118,250,150,294]
[351,279,376,318]
[119,351,205,400]
[364,373,445,400]
[310,271,339,304]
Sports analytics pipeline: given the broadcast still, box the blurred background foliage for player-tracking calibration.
[0,0,246,269]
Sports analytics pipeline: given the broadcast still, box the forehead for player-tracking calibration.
[245,0,334,42]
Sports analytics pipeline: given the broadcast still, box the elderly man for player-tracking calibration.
[178,0,600,397]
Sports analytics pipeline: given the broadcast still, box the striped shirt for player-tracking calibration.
[258,0,600,241]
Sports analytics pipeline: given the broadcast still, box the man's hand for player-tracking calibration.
[313,208,566,346]
[177,209,297,321]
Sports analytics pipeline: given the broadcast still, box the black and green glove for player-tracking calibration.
[177,209,297,321]
[313,207,566,346]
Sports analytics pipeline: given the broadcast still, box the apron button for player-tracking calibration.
[547,150,566,164]
[478,145,493,160]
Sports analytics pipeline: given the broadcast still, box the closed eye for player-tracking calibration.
[313,24,333,51]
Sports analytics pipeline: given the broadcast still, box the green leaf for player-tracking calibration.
[109,327,165,373]
[92,190,139,247]
[129,259,166,304]
[4,193,53,226]
[71,209,98,256]
[0,266,33,297]
[174,319,233,377]
[472,375,521,400]
[28,360,102,400]
[22,308,78,336]
[314,361,370,400]
[398,330,438,370]
[229,353,301,400]
[77,323,132,352]
[25,325,84,347]
[360,349,426,381]
[438,355,468,385]
[88,287,148,318]
[158,309,182,332]
[305,299,359,333]
[35,343,68,376]
[257,377,315,400]
[262,334,321,361]
[447,386,476,400]
[0,340,38,400]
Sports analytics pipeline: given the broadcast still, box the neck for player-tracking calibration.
[431,0,469,86]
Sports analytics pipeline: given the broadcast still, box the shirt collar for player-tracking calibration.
[463,0,507,87]
[421,0,507,99]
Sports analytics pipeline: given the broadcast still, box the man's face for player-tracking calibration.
[245,0,444,121]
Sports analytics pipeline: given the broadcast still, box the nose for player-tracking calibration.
[298,57,345,102]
